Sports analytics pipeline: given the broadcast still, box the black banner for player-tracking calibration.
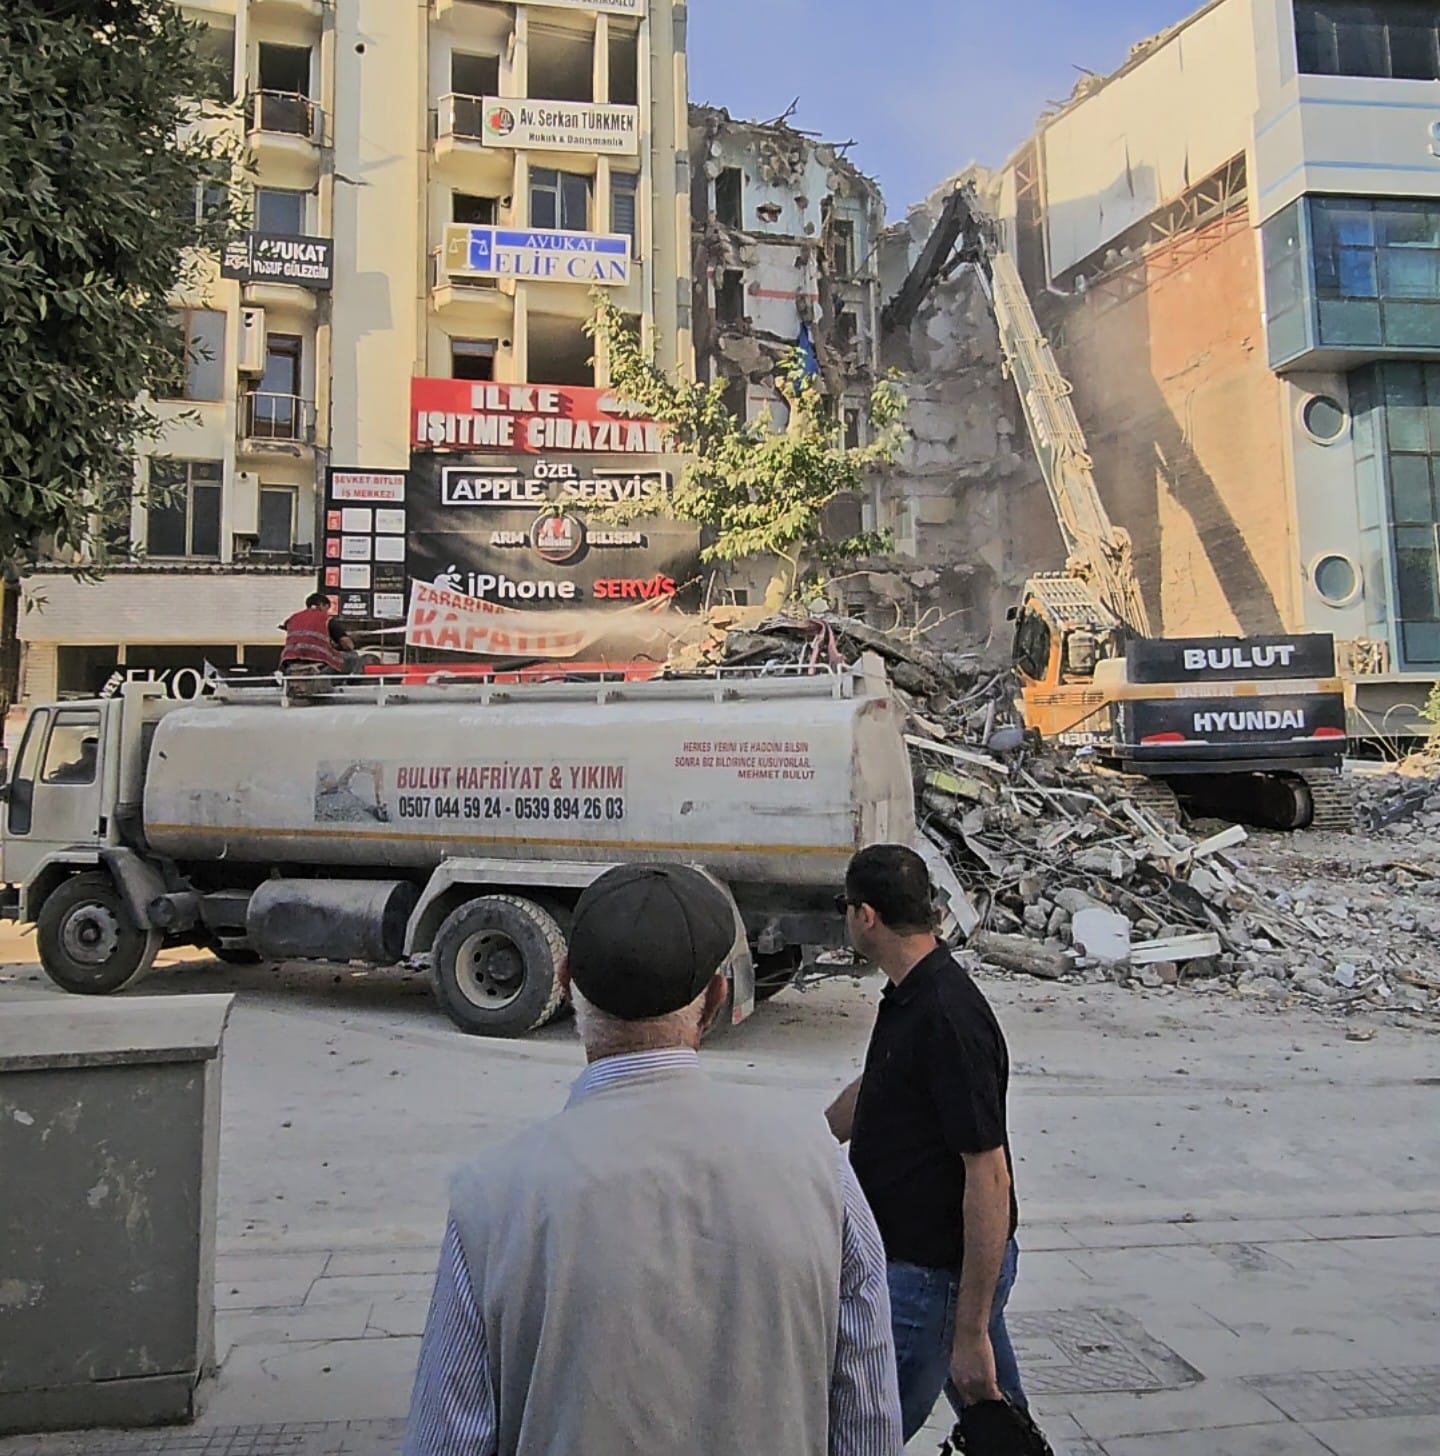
[406,453,702,612]
[221,233,335,290]
[1126,634,1336,685]
[1118,693,1347,750]
[323,468,410,621]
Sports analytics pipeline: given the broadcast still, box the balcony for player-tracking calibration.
[250,0,325,20]
[430,245,511,318]
[247,90,324,174]
[432,93,515,188]
[239,392,317,456]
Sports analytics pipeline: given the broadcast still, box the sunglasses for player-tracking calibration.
[834,894,856,917]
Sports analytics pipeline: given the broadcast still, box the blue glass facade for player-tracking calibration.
[1264,197,1440,369]
[1352,364,1440,667]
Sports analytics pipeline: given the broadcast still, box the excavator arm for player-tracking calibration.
[884,183,1152,638]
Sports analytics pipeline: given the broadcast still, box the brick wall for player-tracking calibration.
[1051,218,1296,637]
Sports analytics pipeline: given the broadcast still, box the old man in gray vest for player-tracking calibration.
[403,863,903,1456]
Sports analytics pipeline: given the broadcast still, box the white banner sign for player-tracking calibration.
[510,0,644,13]
[443,224,631,286]
[481,98,639,155]
[407,581,593,659]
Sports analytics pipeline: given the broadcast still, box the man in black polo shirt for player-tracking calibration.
[826,844,1026,1443]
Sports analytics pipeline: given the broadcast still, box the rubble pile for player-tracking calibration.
[698,614,1440,1020]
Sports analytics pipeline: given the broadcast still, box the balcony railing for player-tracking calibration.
[437,92,488,144]
[248,90,323,143]
[243,392,316,444]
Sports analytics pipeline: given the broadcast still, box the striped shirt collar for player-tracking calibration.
[567,1048,700,1107]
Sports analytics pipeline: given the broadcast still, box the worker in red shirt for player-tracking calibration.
[280,593,350,676]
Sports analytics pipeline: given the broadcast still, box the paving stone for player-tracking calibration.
[215,1306,374,1362]
[214,1278,317,1312]
[213,1255,331,1287]
[1061,1221,1198,1250]
[0,1423,406,1456]
[1247,1365,1440,1422]
[1305,1415,1440,1455]
[1059,1380,1287,1438]
[1101,1426,1337,1455]
[201,1339,421,1426]
[301,1274,429,1307]
[1177,1219,1315,1245]
[322,1249,439,1278]
[1294,1214,1426,1240]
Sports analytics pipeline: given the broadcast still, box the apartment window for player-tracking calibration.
[828,219,857,277]
[453,193,498,226]
[531,168,591,232]
[452,51,500,99]
[528,24,593,103]
[843,407,863,451]
[146,459,222,559]
[1295,1,1440,80]
[608,27,639,106]
[165,309,226,402]
[715,168,743,228]
[193,19,236,101]
[255,187,307,235]
[258,486,297,553]
[529,316,594,387]
[248,334,306,440]
[611,172,639,252]
[255,44,313,136]
[716,269,745,324]
[451,338,497,382]
[177,182,228,241]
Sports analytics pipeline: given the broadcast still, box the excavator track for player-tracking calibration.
[1302,773,1358,834]
[1076,766,1184,828]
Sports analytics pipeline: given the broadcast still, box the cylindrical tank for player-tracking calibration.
[246,879,419,964]
[141,676,915,890]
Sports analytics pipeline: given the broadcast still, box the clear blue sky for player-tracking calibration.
[688,0,1204,215]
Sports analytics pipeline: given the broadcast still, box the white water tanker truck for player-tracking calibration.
[0,661,915,1035]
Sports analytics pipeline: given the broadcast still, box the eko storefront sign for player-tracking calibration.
[480,99,638,155]
[441,224,631,286]
[221,233,334,289]
[411,379,664,454]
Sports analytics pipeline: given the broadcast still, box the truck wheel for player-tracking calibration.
[430,895,566,1037]
[36,872,162,996]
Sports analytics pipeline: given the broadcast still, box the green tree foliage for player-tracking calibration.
[586,298,906,591]
[0,0,238,569]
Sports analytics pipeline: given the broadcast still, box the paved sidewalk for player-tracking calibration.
[2,1211,1436,1455]
[3,949,1438,1454]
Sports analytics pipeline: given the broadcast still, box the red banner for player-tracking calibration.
[411,379,665,454]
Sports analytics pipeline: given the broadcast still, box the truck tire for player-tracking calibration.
[36,872,162,996]
[430,895,566,1037]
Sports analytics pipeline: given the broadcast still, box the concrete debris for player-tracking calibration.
[694,612,1440,1022]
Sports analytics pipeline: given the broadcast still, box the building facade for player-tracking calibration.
[20,0,691,702]
[982,0,1440,731]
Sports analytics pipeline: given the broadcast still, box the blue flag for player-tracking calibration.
[796,323,820,377]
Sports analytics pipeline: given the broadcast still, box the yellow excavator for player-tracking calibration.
[884,183,1349,830]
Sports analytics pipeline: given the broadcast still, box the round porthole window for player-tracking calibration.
[1302,395,1347,443]
[1312,553,1360,606]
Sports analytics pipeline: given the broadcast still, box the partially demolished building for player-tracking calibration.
[689,105,884,446]
[892,0,1440,729]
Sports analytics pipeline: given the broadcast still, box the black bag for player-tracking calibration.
[940,1400,1056,1456]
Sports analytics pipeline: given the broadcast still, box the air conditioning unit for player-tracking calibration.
[238,308,266,374]
[232,471,260,534]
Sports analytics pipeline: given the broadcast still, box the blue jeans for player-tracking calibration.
[887,1239,1026,1443]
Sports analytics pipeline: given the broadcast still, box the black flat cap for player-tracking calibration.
[568,864,736,1020]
